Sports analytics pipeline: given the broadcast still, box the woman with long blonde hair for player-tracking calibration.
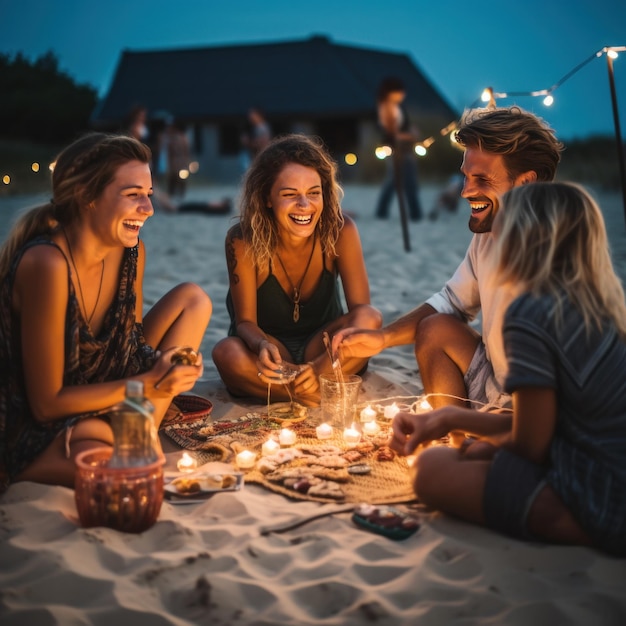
[389,182,626,556]
[212,134,382,405]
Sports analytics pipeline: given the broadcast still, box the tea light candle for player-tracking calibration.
[384,402,400,419]
[177,452,198,473]
[417,397,433,412]
[262,437,280,456]
[360,404,377,422]
[279,428,297,446]
[362,420,380,436]
[343,425,362,447]
[315,422,334,440]
[236,449,257,469]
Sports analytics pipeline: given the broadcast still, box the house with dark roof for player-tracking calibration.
[93,35,458,183]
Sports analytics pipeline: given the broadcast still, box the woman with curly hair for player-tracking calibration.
[213,134,381,406]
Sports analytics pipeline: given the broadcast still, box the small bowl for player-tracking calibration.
[74,447,164,533]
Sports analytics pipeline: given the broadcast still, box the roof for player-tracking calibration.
[93,35,457,126]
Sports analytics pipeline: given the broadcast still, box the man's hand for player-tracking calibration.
[331,327,385,359]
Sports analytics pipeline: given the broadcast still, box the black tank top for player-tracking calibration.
[226,249,343,344]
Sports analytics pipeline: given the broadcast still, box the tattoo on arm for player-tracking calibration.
[226,230,242,286]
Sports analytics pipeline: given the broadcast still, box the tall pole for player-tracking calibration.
[392,150,411,252]
[606,52,626,227]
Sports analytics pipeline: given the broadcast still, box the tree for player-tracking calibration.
[0,51,98,144]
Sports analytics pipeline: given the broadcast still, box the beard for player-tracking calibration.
[469,208,495,234]
[467,216,493,235]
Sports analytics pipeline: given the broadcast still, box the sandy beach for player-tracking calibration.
[1,182,626,625]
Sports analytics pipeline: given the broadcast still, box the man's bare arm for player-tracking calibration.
[381,302,437,348]
[332,302,437,358]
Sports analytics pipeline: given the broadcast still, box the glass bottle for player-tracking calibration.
[108,380,160,467]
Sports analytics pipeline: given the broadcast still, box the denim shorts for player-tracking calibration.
[464,342,511,410]
[483,448,547,540]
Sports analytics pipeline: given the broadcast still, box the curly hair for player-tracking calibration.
[238,134,344,268]
[0,133,151,281]
[495,181,626,339]
[455,106,563,182]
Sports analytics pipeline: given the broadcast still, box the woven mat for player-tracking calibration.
[162,409,416,504]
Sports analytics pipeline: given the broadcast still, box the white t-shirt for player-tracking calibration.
[425,232,520,389]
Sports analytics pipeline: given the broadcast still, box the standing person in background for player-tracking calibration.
[124,104,149,142]
[374,77,423,221]
[390,182,626,556]
[166,120,191,200]
[241,107,272,167]
[212,134,382,406]
[0,133,212,491]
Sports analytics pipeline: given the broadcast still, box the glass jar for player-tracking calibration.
[74,447,164,533]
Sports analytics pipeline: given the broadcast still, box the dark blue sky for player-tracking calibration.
[2,0,625,140]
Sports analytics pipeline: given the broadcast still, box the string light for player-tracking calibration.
[375,145,393,159]
[2,47,624,194]
[373,45,624,162]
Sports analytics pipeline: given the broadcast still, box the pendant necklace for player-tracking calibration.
[62,229,105,327]
[274,233,316,323]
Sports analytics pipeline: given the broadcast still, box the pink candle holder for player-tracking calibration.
[74,447,164,533]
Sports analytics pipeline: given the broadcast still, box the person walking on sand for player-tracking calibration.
[212,134,382,406]
[334,107,563,419]
[0,132,212,491]
[390,182,626,556]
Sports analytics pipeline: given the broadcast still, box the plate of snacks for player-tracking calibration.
[266,401,308,424]
[165,472,244,502]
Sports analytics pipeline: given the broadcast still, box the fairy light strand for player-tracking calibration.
[2,47,624,190]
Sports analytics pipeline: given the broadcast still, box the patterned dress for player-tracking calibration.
[0,237,156,491]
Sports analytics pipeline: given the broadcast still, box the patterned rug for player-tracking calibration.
[162,404,416,504]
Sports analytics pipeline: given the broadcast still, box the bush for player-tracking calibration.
[0,51,97,145]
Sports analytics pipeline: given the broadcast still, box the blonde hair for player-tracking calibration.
[238,134,344,268]
[0,133,151,282]
[495,181,626,339]
[455,106,563,182]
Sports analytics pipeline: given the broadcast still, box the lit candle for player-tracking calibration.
[262,437,280,456]
[316,422,334,440]
[177,452,198,473]
[343,425,362,447]
[236,450,257,469]
[362,420,380,436]
[417,397,433,412]
[360,404,377,422]
[383,402,400,419]
[279,428,297,446]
